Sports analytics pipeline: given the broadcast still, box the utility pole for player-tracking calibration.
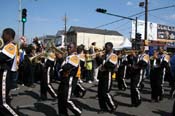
[22,22,25,36]
[145,0,148,41]
[63,13,67,35]
[135,17,138,49]
[63,13,68,44]
[18,0,22,37]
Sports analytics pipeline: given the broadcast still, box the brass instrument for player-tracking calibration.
[51,46,65,55]
[0,38,4,49]
[30,52,46,62]
[85,50,105,59]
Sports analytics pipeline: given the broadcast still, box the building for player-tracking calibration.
[66,26,131,49]
[38,27,132,50]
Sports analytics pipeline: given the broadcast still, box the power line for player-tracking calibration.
[149,14,175,26]
[95,4,175,29]
[95,12,143,29]
[114,13,144,30]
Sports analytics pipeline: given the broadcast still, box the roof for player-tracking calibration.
[56,30,65,36]
[68,26,123,36]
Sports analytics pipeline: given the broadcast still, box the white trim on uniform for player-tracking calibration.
[67,76,73,101]
[162,68,166,85]
[2,70,18,116]
[47,67,57,97]
[108,72,112,90]
[77,83,85,91]
[67,101,82,114]
[107,93,115,107]
[123,65,127,79]
[67,76,82,114]
[136,87,141,100]
[137,69,143,87]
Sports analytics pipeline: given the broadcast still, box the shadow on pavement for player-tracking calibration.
[117,100,133,107]
[152,109,172,116]
[35,102,57,116]
[114,91,131,98]
[18,90,40,100]
[73,99,99,112]
[140,88,151,94]
[16,110,29,116]
[16,101,58,116]
[30,102,58,116]
[87,88,97,93]
[141,96,151,103]
[114,111,136,116]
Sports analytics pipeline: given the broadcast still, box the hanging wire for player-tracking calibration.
[149,14,175,26]
[95,4,175,29]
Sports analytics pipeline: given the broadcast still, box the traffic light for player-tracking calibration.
[96,8,107,13]
[135,33,142,50]
[22,8,27,23]
[136,33,142,41]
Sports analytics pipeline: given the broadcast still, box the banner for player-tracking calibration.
[131,20,157,40]
[157,24,175,40]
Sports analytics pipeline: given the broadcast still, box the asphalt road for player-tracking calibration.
[10,79,174,116]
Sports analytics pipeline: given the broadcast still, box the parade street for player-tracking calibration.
[11,79,173,116]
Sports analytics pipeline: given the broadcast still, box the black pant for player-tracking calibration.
[85,70,93,82]
[150,68,162,101]
[0,70,18,116]
[58,76,82,116]
[173,100,175,116]
[118,65,128,90]
[130,68,141,107]
[40,67,57,99]
[98,71,117,111]
[73,77,86,97]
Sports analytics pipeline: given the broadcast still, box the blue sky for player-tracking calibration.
[0,0,175,42]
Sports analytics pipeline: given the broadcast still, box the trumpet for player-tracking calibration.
[0,38,4,49]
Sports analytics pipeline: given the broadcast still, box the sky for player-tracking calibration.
[0,0,175,42]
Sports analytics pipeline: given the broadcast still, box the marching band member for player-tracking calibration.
[84,49,93,83]
[118,49,128,90]
[0,28,18,116]
[130,60,142,107]
[150,50,162,102]
[159,49,171,101]
[40,50,57,100]
[137,47,149,91]
[54,50,64,81]
[73,45,86,98]
[58,42,82,116]
[22,44,35,87]
[130,47,149,107]
[127,50,138,77]
[97,42,118,113]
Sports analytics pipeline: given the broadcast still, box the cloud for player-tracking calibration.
[165,14,175,20]
[126,1,133,6]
